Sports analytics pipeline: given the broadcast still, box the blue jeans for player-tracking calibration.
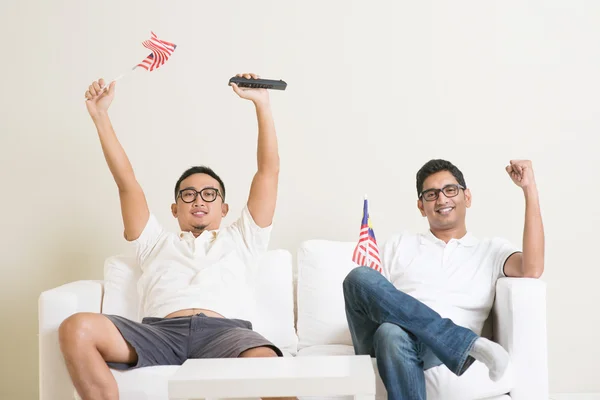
[343,267,478,400]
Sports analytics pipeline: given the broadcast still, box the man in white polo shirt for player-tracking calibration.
[343,159,544,400]
[59,73,284,400]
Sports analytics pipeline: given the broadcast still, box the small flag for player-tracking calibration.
[85,31,178,100]
[137,31,177,71]
[352,197,382,273]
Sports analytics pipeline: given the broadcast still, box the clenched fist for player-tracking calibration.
[85,78,116,119]
[506,160,536,189]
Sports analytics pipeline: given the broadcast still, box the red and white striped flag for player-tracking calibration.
[352,197,382,273]
[85,32,178,100]
[137,31,177,71]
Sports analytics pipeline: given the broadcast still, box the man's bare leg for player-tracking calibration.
[239,346,297,400]
[59,312,137,400]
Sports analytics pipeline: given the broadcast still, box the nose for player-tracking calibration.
[436,191,451,205]
[192,197,207,208]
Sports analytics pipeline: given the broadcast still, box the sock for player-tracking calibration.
[468,338,510,381]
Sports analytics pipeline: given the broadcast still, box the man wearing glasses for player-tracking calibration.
[343,159,545,400]
[59,73,285,400]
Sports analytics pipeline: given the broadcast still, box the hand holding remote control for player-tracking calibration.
[229,75,287,91]
[230,73,274,106]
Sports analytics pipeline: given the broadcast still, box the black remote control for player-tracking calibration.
[229,76,287,90]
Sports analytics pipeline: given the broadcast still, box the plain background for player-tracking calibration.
[1,1,599,398]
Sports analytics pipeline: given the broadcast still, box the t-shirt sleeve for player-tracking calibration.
[229,205,272,259]
[490,237,521,279]
[133,213,165,267]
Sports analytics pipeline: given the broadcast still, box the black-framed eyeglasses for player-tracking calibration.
[178,187,223,203]
[419,184,465,202]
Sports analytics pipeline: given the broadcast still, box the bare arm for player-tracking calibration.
[503,160,545,278]
[231,73,280,228]
[85,79,149,241]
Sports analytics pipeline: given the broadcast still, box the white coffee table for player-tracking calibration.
[168,355,376,400]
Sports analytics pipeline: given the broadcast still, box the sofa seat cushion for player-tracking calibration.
[74,366,178,400]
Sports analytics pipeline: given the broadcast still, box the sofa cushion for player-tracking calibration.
[297,345,513,400]
[74,365,178,400]
[296,240,358,349]
[250,250,299,355]
[102,250,298,355]
[103,254,140,321]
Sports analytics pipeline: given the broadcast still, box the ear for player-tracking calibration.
[221,202,229,217]
[464,188,472,208]
[417,199,426,217]
[171,203,178,218]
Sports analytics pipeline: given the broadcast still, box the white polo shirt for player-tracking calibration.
[382,231,520,335]
[134,205,271,321]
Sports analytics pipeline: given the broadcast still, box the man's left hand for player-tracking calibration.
[506,160,536,189]
[230,72,270,106]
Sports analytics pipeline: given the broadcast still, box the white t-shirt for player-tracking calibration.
[382,231,520,335]
[134,205,271,321]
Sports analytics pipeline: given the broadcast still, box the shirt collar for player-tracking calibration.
[421,230,478,247]
[179,230,218,242]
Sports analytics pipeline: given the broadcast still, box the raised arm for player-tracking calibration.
[85,79,149,241]
[230,73,280,228]
[503,160,545,278]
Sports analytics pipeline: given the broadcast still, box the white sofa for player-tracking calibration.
[39,240,549,400]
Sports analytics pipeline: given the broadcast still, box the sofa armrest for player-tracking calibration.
[38,280,104,400]
[492,277,548,400]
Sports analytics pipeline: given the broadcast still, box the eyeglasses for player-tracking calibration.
[178,187,223,203]
[419,184,465,202]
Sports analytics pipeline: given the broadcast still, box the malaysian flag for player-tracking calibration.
[137,32,177,71]
[351,198,382,273]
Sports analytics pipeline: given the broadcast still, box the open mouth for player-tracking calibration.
[192,210,207,217]
[435,207,454,215]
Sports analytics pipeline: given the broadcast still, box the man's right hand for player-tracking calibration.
[85,78,116,119]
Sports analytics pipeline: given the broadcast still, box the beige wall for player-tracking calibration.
[1,0,599,398]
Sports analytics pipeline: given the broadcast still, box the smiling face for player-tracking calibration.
[171,173,229,236]
[417,170,471,234]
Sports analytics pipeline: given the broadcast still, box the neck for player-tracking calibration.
[429,225,467,243]
[189,221,221,237]
[190,225,208,237]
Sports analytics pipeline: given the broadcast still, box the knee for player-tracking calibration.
[373,323,415,356]
[343,267,384,305]
[343,266,375,293]
[239,346,279,358]
[58,313,96,351]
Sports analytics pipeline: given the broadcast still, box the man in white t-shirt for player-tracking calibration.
[59,73,286,400]
[343,159,544,400]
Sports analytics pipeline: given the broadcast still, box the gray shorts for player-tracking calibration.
[104,313,282,370]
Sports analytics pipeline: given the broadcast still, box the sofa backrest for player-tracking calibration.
[296,240,357,350]
[101,250,299,355]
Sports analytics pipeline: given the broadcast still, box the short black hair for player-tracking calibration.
[416,159,466,196]
[174,166,226,201]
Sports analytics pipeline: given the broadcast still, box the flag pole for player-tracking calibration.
[364,194,369,268]
[105,65,138,88]
[85,65,138,100]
